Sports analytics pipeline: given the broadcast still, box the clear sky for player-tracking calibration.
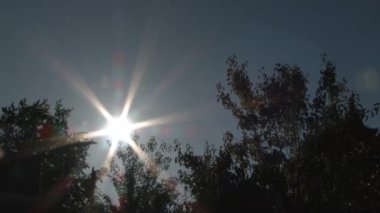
[0,0,379,171]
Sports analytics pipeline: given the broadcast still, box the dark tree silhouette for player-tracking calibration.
[176,56,380,212]
[0,99,95,212]
[107,135,181,213]
[301,59,380,211]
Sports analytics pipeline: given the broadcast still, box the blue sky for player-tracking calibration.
[0,0,379,176]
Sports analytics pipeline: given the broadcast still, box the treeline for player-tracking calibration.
[0,56,379,212]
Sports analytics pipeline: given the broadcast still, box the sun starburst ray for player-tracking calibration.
[40,29,172,179]
[127,139,149,163]
[132,110,193,130]
[103,139,119,168]
[121,29,157,118]
[47,56,113,121]
[82,129,108,139]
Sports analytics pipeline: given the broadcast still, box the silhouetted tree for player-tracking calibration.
[0,99,95,212]
[108,135,181,213]
[300,58,380,211]
[176,56,380,212]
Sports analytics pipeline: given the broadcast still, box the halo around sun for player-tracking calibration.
[104,116,134,143]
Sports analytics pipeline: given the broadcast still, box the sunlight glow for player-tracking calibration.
[40,28,176,203]
[127,139,150,164]
[100,116,135,169]
[46,56,113,121]
[133,110,192,130]
[43,31,184,179]
[120,68,144,118]
[121,46,152,118]
[83,129,107,139]
[105,117,134,143]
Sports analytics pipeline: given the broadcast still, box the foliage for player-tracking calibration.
[0,99,94,212]
[176,56,380,212]
[109,135,181,213]
[301,59,380,211]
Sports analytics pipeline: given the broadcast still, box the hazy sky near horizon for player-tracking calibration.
[0,0,379,170]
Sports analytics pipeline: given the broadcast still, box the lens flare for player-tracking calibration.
[41,31,190,179]
[105,117,134,143]
[133,110,192,130]
[37,27,182,204]
[45,55,113,121]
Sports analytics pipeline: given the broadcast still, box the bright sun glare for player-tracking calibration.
[46,43,192,173]
[104,116,134,143]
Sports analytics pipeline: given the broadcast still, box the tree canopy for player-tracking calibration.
[176,56,380,212]
[0,99,95,212]
[1,56,379,213]
[107,136,180,213]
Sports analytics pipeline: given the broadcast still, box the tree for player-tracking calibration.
[108,135,180,213]
[176,56,380,212]
[0,99,95,212]
[300,59,380,211]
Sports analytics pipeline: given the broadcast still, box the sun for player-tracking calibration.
[104,116,134,143]
[46,44,192,181]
